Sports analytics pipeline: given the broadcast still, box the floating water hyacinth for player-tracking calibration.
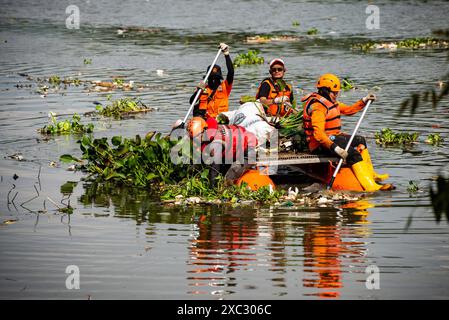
[375,128,419,147]
[233,49,264,67]
[40,113,94,135]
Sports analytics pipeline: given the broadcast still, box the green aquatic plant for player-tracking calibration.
[63,78,82,86]
[352,37,448,52]
[48,75,61,87]
[374,128,419,147]
[161,174,283,204]
[239,95,257,104]
[41,76,84,90]
[426,133,444,146]
[397,37,448,49]
[277,112,308,152]
[40,113,94,135]
[113,78,124,86]
[407,180,419,193]
[63,132,284,203]
[83,58,92,65]
[94,96,152,119]
[233,49,264,68]
[292,20,300,27]
[307,28,318,35]
[341,77,355,91]
[351,40,376,52]
[72,132,190,187]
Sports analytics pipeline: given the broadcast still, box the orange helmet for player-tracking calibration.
[316,73,341,92]
[187,117,207,138]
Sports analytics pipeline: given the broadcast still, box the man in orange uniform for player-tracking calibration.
[190,43,234,119]
[302,73,391,192]
[256,58,294,117]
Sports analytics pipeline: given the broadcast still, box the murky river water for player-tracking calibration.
[0,0,449,299]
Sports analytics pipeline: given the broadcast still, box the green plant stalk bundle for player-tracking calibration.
[278,112,308,152]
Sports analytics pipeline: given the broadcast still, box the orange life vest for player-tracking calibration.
[198,80,232,118]
[256,78,292,117]
[302,92,342,151]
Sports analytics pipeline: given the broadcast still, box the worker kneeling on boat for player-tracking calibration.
[302,73,391,192]
[187,116,263,187]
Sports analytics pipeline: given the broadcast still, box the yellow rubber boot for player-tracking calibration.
[352,161,383,192]
[360,149,389,182]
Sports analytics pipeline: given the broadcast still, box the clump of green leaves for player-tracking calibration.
[94,96,152,119]
[40,113,94,135]
[239,95,257,104]
[68,133,191,187]
[397,37,448,49]
[375,128,419,147]
[307,28,318,35]
[352,37,448,52]
[42,76,83,91]
[83,58,92,65]
[292,20,300,27]
[113,78,124,86]
[64,132,284,204]
[352,40,376,52]
[407,180,419,193]
[234,49,264,68]
[161,174,283,203]
[341,77,355,91]
[48,75,61,87]
[426,133,444,146]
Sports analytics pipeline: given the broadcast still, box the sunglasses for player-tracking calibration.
[270,67,284,72]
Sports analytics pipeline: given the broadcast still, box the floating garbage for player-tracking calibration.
[7,153,24,161]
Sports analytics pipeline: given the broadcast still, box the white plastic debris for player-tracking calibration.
[317,197,330,204]
[287,187,299,197]
[156,70,164,76]
[187,197,201,204]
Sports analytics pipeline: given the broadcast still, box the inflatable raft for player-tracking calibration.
[256,151,365,192]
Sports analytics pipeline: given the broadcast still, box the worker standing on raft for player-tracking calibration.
[190,43,234,119]
[302,73,392,192]
[256,58,295,117]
